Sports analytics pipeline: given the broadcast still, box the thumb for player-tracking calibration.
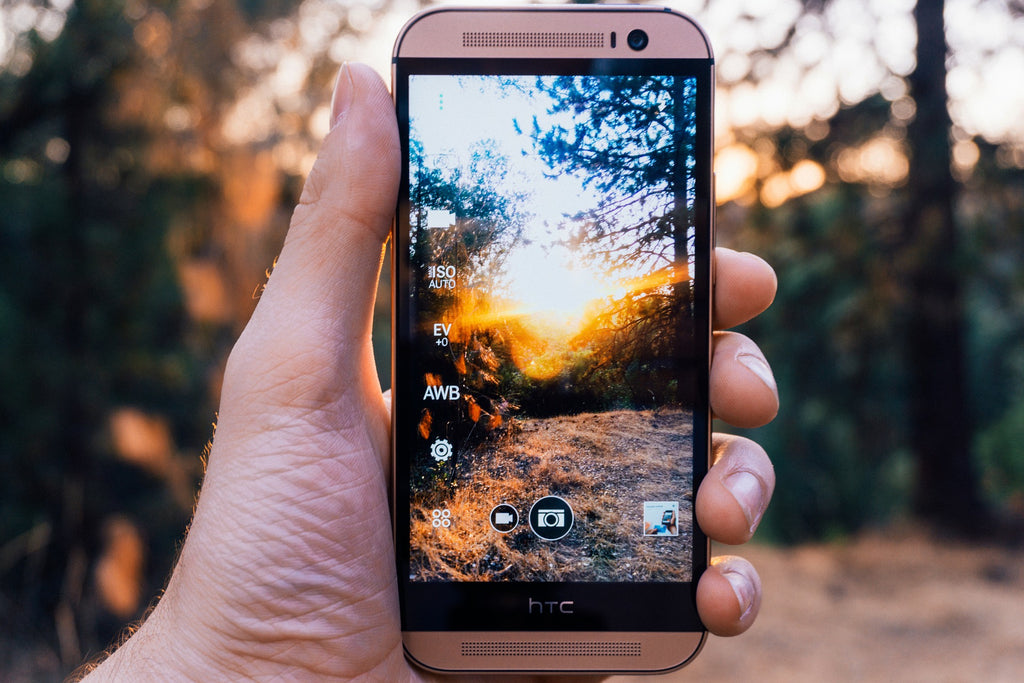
[222,62,399,433]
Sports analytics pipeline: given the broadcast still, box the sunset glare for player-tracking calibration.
[503,240,614,326]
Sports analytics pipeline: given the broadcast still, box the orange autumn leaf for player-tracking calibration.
[467,397,482,423]
[418,409,433,440]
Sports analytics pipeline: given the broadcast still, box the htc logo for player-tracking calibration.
[528,598,574,614]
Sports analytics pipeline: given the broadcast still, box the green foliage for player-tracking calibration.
[975,397,1024,507]
[0,0,221,662]
[722,84,1024,539]
[724,185,914,541]
[964,151,1024,510]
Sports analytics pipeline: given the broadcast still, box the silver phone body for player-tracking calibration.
[392,6,714,674]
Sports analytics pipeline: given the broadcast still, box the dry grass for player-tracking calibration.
[409,408,694,582]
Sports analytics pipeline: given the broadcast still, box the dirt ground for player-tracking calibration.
[4,529,1022,680]
[615,528,1024,682]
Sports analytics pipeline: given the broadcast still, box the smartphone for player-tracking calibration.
[391,5,714,674]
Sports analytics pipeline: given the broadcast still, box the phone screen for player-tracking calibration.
[394,59,711,629]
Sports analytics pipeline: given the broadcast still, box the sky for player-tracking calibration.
[409,74,598,231]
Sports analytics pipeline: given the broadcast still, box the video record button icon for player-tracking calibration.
[489,503,519,533]
[529,496,574,541]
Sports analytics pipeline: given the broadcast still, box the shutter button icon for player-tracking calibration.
[528,496,574,541]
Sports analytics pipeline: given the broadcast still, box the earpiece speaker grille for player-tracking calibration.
[462,31,604,49]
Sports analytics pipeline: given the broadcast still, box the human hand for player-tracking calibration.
[82,63,777,681]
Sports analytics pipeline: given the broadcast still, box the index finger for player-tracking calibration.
[713,247,777,330]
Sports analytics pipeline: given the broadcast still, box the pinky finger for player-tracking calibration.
[696,555,762,637]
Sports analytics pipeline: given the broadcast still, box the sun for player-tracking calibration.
[504,240,614,329]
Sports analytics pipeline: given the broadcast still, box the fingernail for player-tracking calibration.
[330,62,354,129]
[737,351,777,394]
[724,469,767,532]
[721,565,756,619]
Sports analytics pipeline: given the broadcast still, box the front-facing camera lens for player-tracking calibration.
[627,29,649,51]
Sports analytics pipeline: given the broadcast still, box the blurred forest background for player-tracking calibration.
[2,0,1023,679]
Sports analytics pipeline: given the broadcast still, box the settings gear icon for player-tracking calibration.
[430,438,453,462]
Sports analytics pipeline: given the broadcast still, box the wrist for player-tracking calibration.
[81,576,236,680]
[81,525,251,681]
[79,607,206,680]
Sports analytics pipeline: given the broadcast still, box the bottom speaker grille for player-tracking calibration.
[461,641,642,657]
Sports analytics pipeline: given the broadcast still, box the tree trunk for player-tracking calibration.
[671,77,697,405]
[904,0,985,528]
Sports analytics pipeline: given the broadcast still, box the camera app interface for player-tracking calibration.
[402,72,701,583]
